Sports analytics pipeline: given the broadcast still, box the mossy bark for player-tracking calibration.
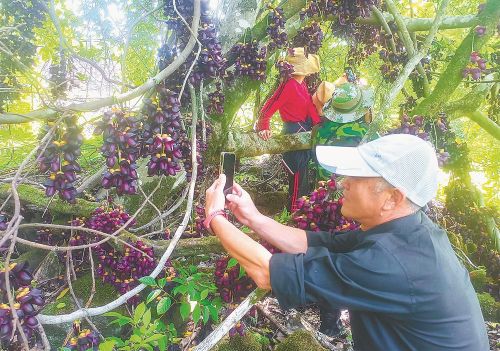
[0,184,97,217]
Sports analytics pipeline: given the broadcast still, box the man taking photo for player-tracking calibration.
[204,134,488,351]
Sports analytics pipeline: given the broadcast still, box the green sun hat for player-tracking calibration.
[322,82,374,124]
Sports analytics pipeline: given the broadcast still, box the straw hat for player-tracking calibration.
[316,81,374,123]
[285,47,320,76]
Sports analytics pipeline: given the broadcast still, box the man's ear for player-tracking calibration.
[382,188,406,210]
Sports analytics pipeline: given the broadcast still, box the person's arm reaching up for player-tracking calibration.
[225,182,308,254]
[205,175,272,289]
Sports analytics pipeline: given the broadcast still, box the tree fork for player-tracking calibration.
[411,0,500,117]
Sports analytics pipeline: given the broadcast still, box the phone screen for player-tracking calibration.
[220,152,236,195]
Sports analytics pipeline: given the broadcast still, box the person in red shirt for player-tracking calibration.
[256,47,321,212]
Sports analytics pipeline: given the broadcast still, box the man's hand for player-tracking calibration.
[257,130,272,141]
[226,182,261,227]
[205,174,227,217]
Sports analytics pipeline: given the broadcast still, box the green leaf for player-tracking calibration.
[203,305,210,324]
[133,303,146,323]
[146,289,162,304]
[142,309,151,326]
[56,302,66,309]
[238,265,246,279]
[192,303,201,324]
[157,278,167,289]
[157,336,167,351]
[200,289,209,300]
[129,334,142,343]
[144,334,165,343]
[209,305,219,322]
[139,276,157,286]
[56,288,69,300]
[227,257,239,269]
[98,340,117,351]
[180,302,191,320]
[157,297,172,315]
[104,311,125,319]
[172,285,188,295]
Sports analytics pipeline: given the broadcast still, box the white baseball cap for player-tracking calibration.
[315,134,439,207]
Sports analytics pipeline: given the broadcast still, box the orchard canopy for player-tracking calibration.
[0,0,499,350]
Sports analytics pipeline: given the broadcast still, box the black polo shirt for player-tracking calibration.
[269,212,489,351]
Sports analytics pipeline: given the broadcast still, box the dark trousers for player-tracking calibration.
[283,120,342,335]
[282,120,313,212]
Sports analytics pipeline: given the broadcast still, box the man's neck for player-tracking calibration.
[360,210,416,231]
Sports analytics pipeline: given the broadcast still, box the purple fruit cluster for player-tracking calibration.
[230,41,267,81]
[86,206,136,235]
[0,213,9,231]
[190,23,226,85]
[276,59,294,80]
[292,22,324,54]
[388,114,451,166]
[214,257,256,304]
[0,262,44,343]
[179,120,211,182]
[267,6,288,50]
[65,322,99,351]
[142,89,184,177]
[463,51,488,81]
[292,176,358,233]
[95,241,156,305]
[39,115,83,203]
[207,82,225,115]
[94,110,141,195]
[182,203,209,238]
[379,48,408,83]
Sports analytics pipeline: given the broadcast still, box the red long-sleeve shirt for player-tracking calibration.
[256,78,321,131]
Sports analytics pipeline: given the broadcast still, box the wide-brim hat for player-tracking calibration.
[285,47,320,76]
[317,82,374,123]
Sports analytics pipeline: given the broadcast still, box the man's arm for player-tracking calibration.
[205,175,272,289]
[210,215,272,289]
[226,183,308,254]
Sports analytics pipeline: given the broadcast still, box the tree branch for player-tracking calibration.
[193,289,269,351]
[363,0,451,141]
[412,0,500,116]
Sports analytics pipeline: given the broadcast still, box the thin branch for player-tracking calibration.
[193,289,269,351]
[37,1,202,325]
[0,0,201,125]
[363,0,451,141]
[121,3,163,89]
[384,0,430,97]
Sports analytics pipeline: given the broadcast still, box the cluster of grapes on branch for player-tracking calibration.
[266,5,288,51]
[292,175,358,232]
[94,110,141,195]
[230,41,267,81]
[462,51,489,81]
[378,47,408,83]
[63,321,99,351]
[141,89,184,177]
[0,262,44,346]
[275,60,294,80]
[207,82,225,115]
[0,213,9,232]
[161,0,226,103]
[387,113,453,166]
[38,115,83,203]
[95,240,160,306]
[299,0,381,64]
[292,22,324,54]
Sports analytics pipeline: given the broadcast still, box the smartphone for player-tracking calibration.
[345,67,357,83]
[220,152,236,196]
